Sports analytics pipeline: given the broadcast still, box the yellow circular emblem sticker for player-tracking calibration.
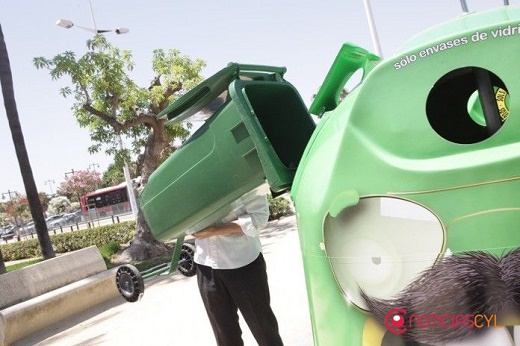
[495,87,509,122]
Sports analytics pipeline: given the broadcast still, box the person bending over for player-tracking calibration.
[192,188,284,346]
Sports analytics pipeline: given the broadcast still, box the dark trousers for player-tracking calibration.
[196,253,284,346]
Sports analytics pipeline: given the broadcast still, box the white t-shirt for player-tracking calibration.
[194,189,269,269]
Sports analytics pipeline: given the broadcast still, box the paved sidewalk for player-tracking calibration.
[14,215,313,346]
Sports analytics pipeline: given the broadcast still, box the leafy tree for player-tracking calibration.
[1,24,55,271]
[34,35,203,184]
[69,202,80,212]
[59,169,101,202]
[3,196,30,224]
[0,202,8,226]
[48,196,71,215]
[101,162,125,188]
[34,35,206,260]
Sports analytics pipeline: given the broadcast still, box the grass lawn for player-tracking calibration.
[5,252,172,273]
[6,258,43,272]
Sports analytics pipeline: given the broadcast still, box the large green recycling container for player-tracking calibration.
[140,63,316,241]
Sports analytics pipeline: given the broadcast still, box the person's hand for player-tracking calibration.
[192,223,242,239]
[192,226,214,239]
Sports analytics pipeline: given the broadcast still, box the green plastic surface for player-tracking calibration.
[291,5,520,345]
[141,65,314,241]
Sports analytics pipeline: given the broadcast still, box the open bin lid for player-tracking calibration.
[158,63,288,124]
[158,64,238,124]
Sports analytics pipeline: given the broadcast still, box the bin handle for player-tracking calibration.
[309,43,381,116]
[236,63,287,76]
[234,63,287,81]
[158,64,239,124]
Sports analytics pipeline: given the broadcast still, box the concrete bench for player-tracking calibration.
[0,246,121,346]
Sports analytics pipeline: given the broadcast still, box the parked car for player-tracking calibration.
[20,221,35,236]
[45,214,64,229]
[1,225,17,239]
[59,211,83,226]
[51,211,82,228]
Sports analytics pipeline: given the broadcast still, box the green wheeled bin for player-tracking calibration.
[140,63,316,241]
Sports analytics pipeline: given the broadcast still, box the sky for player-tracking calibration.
[0,0,506,198]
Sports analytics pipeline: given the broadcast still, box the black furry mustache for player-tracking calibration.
[362,247,520,345]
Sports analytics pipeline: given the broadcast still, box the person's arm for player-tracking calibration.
[192,222,242,239]
[193,192,269,239]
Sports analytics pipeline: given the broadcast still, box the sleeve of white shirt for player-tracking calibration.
[235,193,269,237]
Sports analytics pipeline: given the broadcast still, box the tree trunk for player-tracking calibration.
[0,24,55,260]
[115,122,172,262]
[0,249,6,275]
[139,119,169,187]
[115,199,170,262]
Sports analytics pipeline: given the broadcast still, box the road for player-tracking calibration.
[1,213,136,246]
[13,214,314,346]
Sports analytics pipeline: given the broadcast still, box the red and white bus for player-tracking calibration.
[80,182,132,218]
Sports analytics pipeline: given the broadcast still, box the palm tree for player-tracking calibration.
[0,242,5,274]
[0,24,55,266]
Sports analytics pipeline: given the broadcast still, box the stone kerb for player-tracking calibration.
[0,246,107,310]
[0,268,121,345]
[0,246,120,346]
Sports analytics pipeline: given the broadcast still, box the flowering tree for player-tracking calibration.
[59,170,101,202]
[0,203,7,226]
[48,196,71,215]
[4,196,30,222]
[1,194,49,224]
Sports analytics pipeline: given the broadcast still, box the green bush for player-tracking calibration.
[0,221,135,262]
[268,194,293,220]
[1,196,294,264]
[1,240,42,262]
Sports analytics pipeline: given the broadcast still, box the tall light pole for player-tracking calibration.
[362,0,383,57]
[1,189,19,201]
[56,0,129,35]
[64,169,81,202]
[44,179,56,195]
[56,0,136,218]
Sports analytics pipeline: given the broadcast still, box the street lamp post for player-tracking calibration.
[56,1,136,218]
[64,169,81,202]
[362,0,383,57]
[64,169,76,178]
[56,0,129,35]
[1,190,19,201]
[44,179,56,195]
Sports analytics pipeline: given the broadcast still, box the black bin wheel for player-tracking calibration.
[178,243,197,277]
[116,264,144,302]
